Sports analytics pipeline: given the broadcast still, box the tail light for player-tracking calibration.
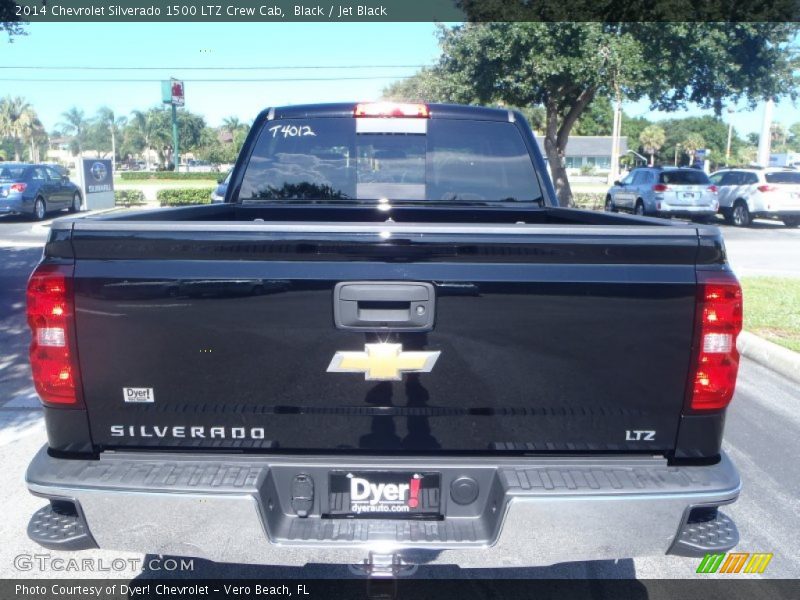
[757,185,777,193]
[686,271,743,411]
[653,184,669,192]
[354,102,430,118]
[708,185,719,193]
[10,183,27,193]
[26,263,82,406]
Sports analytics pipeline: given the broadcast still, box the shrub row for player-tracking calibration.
[570,192,606,211]
[157,188,214,206]
[120,171,220,181]
[114,189,146,206]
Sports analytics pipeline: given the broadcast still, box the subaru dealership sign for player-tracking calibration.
[78,158,115,210]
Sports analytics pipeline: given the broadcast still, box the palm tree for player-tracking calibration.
[59,107,88,157]
[130,110,158,170]
[97,107,127,170]
[0,96,34,161]
[639,125,666,166]
[770,123,787,153]
[22,111,47,162]
[222,116,243,152]
[682,133,705,165]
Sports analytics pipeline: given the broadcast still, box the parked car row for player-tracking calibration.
[710,168,800,227]
[0,162,82,220]
[210,170,231,203]
[605,166,800,227]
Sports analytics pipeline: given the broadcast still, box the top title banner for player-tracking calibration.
[7,0,800,22]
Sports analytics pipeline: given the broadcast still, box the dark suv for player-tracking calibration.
[0,163,82,220]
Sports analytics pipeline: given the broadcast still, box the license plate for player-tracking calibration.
[328,471,441,519]
[682,192,696,199]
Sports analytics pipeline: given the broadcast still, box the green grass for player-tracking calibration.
[741,277,800,353]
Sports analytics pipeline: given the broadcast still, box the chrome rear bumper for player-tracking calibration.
[26,447,740,568]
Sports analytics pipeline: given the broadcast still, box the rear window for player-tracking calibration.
[658,170,710,185]
[0,166,25,181]
[238,117,542,203]
[765,171,800,184]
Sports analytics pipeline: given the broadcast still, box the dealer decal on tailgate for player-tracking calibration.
[328,471,441,518]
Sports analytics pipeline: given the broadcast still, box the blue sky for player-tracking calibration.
[2,22,798,136]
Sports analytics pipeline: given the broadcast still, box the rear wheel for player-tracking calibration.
[731,201,751,227]
[605,195,617,212]
[721,207,734,224]
[634,200,645,216]
[783,216,800,228]
[32,197,46,221]
[69,192,82,213]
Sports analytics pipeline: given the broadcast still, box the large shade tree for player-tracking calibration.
[125,107,206,169]
[1,0,25,41]
[391,23,799,205]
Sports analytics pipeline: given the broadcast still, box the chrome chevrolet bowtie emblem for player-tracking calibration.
[327,343,440,381]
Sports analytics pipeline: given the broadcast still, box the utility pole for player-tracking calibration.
[757,98,774,167]
[725,108,735,165]
[608,93,622,185]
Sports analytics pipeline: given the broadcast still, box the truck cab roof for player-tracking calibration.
[267,102,517,122]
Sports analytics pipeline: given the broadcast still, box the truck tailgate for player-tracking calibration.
[70,221,701,454]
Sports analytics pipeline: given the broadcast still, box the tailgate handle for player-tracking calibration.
[334,282,435,331]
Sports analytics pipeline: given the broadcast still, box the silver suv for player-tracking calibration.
[605,167,719,220]
[709,168,800,227]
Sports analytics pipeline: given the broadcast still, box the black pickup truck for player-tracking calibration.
[25,103,743,573]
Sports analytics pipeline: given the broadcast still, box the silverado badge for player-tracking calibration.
[326,343,440,381]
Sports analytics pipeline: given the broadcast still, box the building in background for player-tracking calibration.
[535,136,629,175]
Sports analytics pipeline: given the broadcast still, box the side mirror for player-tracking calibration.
[61,175,69,183]
[613,180,622,186]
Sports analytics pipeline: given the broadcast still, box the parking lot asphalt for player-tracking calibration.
[0,213,798,582]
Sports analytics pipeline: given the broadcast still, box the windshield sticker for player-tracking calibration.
[268,124,316,138]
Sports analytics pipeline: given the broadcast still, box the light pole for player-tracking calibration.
[757,98,774,167]
[725,107,735,165]
[608,96,622,185]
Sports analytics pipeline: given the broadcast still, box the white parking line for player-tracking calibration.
[0,241,44,248]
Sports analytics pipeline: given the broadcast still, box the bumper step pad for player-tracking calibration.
[27,502,97,551]
[669,510,739,557]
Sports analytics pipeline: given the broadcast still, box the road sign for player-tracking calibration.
[160,79,184,170]
[78,158,114,210]
[161,79,184,106]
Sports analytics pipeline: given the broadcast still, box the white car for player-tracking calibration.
[709,168,800,227]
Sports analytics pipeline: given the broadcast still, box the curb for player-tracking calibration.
[738,331,800,385]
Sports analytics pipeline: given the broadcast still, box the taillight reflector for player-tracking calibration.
[686,271,743,411]
[26,263,81,406]
[354,102,430,118]
[653,184,669,192]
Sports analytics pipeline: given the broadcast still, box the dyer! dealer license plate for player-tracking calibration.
[327,471,441,519]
